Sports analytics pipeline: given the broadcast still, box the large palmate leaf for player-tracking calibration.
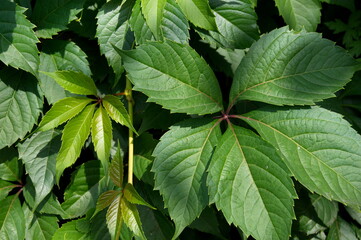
[141,0,166,39]
[162,0,189,44]
[207,126,296,240]
[39,40,91,104]
[41,71,98,96]
[0,195,25,240]
[56,104,96,182]
[275,0,321,32]
[176,0,216,30]
[229,27,358,107]
[152,119,221,238]
[31,0,86,38]
[119,41,223,115]
[242,106,361,208]
[0,1,39,76]
[202,0,259,49]
[92,106,112,167]
[18,130,61,208]
[0,68,43,149]
[37,97,93,132]
[96,0,134,79]
[62,161,107,218]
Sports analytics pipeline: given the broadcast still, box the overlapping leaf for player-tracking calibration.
[229,27,358,107]
[56,104,96,182]
[119,41,223,115]
[141,0,166,39]
[120,198,146,239]
[176,0,216,30]
[243,106,361,208]
[275,0,321,32]
[0,1,39,76]
[328,217,359,239]
[39,40,91,104]
[0,68,43,149]
[129,0,155,45]
[109,143,124,188]
[18,130,61,207]
[309,193,338,227]
[0,180,15,201]
[106,195,123,240]
[0,195,25,240]
[153,119,221,238]
[51,220,87,240]
[0,147,20,182]
[31,0,86,38]
[96,0,134,79]
[207,126,296,240]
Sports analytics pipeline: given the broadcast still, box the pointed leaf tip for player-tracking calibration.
[124,183,155,209]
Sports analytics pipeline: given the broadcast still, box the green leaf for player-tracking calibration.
[38,97,93,132]
[129,0,155,45]
[229,27,358,107]
[346,207,361,225]
[310,193,338,227]
[176,0,217,30]
[18,130,61,207]
[56,104,96,182]
[39,40,91,104]
[102,95,136,133]
[95,190,121,217]
[0,180,15,201]
[62,161,107,218]
[0,1,39,76]
[92,106,112,168]
[51,220,88,240]
[205,0,259,49]
[274,0,321,32]
[41,71,98,96]
[162,0,190,44]
[23,204,58,240]
[0,68,43,149]
[0,195,25,240]
[0,147,20,182]
[124,183,155,209]
[327,217,359,240]
[119,41,223,115]
[141,0,166,39]
[90,209,112,239]
[153,119,221,238]
[31,0,87,38]
[242,106,361,208]
[96,0,134,79]
[189,207,224,239]
[109,143,124,188]
[106,195,122,240]
[207,125,296,240]
[121,198,146,239]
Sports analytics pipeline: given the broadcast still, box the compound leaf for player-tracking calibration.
[95,190,121,217]
[0,1,39,76]
[243,106,361,208]
[152,119,221,238]
[0,195,25,240]
[56,104,96,182]
[207,126,296,240]
[229,27,358,107]
[41,71,98,96]
[119,41,223,115]
[37,97,93,132]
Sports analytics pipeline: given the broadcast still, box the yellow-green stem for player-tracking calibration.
[126,78,134,184]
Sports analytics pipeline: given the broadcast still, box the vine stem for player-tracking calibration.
[126,78,134,184]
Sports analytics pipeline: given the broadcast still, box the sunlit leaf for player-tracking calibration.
[0,195,25,240]
[124,183,155,209]
[176,0,216,30]
[121,198,146,239]
[141,0,166,39]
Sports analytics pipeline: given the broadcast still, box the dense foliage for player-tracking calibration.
[0,0,360,239]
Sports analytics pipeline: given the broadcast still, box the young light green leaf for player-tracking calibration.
[152,119,221,238]
[62,161,107,218]
[327,217,359,240]
[242,106,361,208]
[102,95,136,133]
[106,195,123,240]
[0,147,20,182]
[41,71,98,96]
[309,193,338,227]
[0,195,25,240]
[119,41,223,115]
[141,0,166,39]
[31,0,86,38]
[0,1,39,76]
[95,190,121,217]
[56,104,96,182]
[124,183,155,209]
[18,130,61,208]
[39,40,91,104]
[96,0,134,79]
[129,0,155,45]
[92,106,112,169]
[207,126,296,240]
[37,97,92,132]
[274,0,321,32]
[109,143,124,188]
[229,27,358,107]
[51,220,88,240]
[0,68,43,149]
[121,198,146,240]
[176,0,217,30]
